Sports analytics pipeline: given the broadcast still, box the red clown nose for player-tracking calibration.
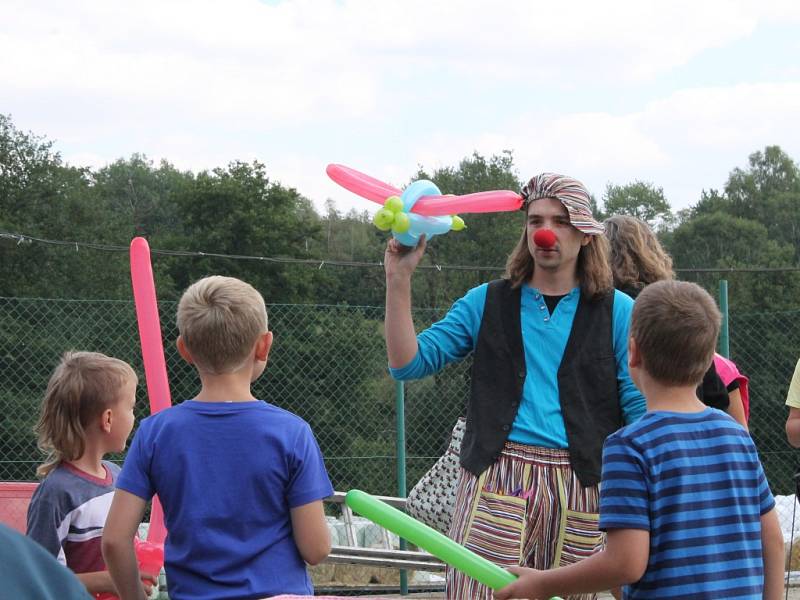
[533,228,557,248]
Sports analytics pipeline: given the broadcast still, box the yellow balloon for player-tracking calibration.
[384,195,404,213]
[392,212,411,233]
[450,215,466,231]
[373,209,394,231]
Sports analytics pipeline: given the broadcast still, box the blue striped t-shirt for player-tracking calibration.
[599,408,775,599]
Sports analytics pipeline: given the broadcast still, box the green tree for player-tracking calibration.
[725,146,800,217]
[601,181,673,229]
[91,155,190,240]
[309,204,388,306]
[693,146,800,258]
[0,114,134,298]
[412,151,523,307]
[167,160,322,303]
[667,212,800,310]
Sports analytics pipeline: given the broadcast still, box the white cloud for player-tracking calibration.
[402,81,800,209]
[3,0,800,216]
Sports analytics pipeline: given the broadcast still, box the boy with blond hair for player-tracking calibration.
[103,276,333,600]
[27,351,155,598]
[496,280,784,600]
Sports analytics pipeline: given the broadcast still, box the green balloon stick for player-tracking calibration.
[345,489,563,600]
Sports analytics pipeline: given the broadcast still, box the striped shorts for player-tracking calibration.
[445,442,602,600]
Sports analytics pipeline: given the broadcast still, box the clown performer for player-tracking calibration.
[383,173,645,600]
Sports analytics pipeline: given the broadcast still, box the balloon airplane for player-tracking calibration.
[326,164,523,246]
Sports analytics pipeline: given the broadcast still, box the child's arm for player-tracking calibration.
[290,500,331,565]
[494,528,649,600]
[76,570,117,594]
[760,507,785,600]
[102,489,148,600]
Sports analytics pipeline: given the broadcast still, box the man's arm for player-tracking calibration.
[760,507,785,600]
[494,528,649,600]
[611,291,646,423]
[290,500,331,565]
[102,489,148,600]
[384,236,427,368]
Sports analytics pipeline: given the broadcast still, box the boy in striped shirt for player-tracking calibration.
[497,280,784,600]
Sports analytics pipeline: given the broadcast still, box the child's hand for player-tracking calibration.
[494,566,547,600]
[141,573,159,599]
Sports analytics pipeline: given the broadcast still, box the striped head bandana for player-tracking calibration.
[520,173,604,235]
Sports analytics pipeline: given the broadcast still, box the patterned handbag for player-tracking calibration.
[405,417,466,535]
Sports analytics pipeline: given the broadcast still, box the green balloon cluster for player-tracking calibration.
[373,196,408,232]
[372,195,466,237]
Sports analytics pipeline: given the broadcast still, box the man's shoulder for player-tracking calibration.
[611,288,634,309]
[463,281,491,302]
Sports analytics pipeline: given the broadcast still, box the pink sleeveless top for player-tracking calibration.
[714,354,749,422]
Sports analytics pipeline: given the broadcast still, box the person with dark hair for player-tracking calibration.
[384,173,645,600]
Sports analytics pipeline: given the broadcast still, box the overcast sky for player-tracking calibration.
[3,0,800,215]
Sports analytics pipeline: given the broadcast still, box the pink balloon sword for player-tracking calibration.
[130,237,171,546]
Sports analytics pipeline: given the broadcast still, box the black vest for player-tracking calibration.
[460,279,621,487]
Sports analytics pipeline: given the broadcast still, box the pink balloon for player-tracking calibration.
[327,163,523,216]
[130,237,170,546]
[412,190,523,216]
[326,164,401,205]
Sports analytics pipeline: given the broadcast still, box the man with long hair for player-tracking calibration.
[384,173,645,600]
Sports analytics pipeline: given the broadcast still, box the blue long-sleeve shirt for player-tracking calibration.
[390,284,646,448]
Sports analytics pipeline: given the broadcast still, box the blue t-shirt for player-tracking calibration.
[390,283,645,447]
[117,400,333,600]
[599,408,775,599]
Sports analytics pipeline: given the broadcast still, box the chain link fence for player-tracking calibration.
[2,295,800,567]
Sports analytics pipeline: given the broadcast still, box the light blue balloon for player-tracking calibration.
[393,230,419,247]
[394,214,453,246]
[392,179,455,246]
[412,213,453,236]
[402,179,440,211]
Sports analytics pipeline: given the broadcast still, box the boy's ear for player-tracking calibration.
[255,331,273,363]
[100,408,113,434]
[628,336,642,369]
[176,336,194,364]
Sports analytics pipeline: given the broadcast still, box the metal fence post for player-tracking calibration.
[719,279,730,358]
[395,379,408,595]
